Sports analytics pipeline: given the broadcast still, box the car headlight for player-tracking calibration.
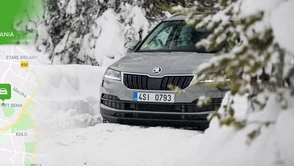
[192,74,214,83]
[196,73,230,83]
[104,68,121,81]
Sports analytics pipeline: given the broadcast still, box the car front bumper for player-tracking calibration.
[101,103,212,129]
[100,77,227,129]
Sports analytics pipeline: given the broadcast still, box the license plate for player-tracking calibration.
[133,92,175,103]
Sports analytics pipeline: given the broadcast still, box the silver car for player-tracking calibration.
[100,14,227,129]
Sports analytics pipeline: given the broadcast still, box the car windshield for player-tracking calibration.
[138,21,217,53]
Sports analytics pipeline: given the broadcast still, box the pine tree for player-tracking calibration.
[175,0,294,140]
[37,0,149,65]
[36,0,214,65]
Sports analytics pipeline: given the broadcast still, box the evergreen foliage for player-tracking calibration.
[36,0,204,65]
[175,0,294,139]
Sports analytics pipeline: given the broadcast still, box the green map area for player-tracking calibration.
[0,46,42,165]
[0,0,41,44]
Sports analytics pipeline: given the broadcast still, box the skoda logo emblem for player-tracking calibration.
[152,67,162,74]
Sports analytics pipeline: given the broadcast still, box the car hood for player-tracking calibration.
[110,52,214,76]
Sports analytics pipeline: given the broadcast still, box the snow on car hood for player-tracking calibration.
[110,52,214,75]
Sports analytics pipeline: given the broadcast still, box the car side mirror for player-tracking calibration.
[124,40,140,51]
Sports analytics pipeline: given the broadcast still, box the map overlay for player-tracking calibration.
[0,45,44,166]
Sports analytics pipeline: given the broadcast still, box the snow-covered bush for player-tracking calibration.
[36,0,204,65]
[36,0,150,65]
[175,0,294,139]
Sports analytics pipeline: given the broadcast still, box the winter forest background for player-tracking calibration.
[30,0,213,66]
[23,0,294,136]
[9,0,294,165]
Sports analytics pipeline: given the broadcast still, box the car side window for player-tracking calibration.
[176,25,209,46]
[167,24,211,51]
[177,25,194,46]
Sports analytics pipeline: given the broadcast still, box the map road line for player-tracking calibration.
[23,112,39,164]
[0,76,47,132]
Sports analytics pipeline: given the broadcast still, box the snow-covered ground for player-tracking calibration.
[33,65,200,165]
[38,124,198,166]
[31,65,294,166]
[18,0,294,165]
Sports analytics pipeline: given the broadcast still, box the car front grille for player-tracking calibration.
[123,74,193,90]
[101,94,223,114]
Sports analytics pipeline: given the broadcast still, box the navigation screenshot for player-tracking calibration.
[0,0,294,166]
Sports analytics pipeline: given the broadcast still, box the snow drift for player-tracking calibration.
[34,65,107,134]
[32,0,294,165]
[32,64,294,166]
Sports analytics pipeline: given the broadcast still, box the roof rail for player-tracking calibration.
[170,13,183,18]
[170,12,207,18]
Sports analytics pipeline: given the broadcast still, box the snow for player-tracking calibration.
[271,0,294,54]
[33,64,201,165]
[66,0,77,15]
[263,110,294,165]
[241,0,294,54]
[17,0,294,165]
[94,9,126,66]
[240,0,281,16]
[175,93,294,166]
[31,65,294,166]
[38,124,198,166]
[46,2,151,66]
[54,32,69,54]
[34,65,106,133]
[123,6,150,41]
